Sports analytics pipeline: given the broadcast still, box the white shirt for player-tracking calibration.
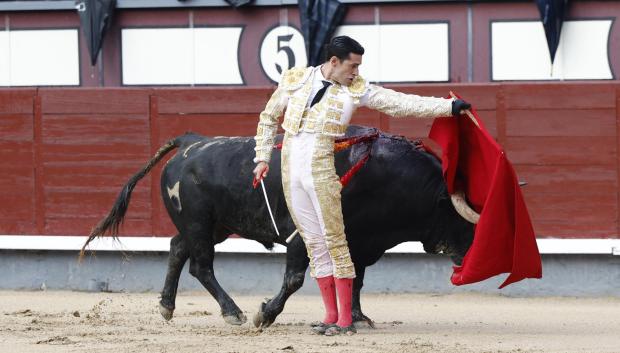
[305,66,332,109]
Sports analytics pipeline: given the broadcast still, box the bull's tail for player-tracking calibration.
[80,138,180,260]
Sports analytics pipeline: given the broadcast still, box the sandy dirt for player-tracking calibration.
[0,291,618,353]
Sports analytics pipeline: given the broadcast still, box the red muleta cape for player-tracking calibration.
[428,99,542,288]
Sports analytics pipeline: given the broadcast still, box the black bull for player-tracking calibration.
[82,125,474,328]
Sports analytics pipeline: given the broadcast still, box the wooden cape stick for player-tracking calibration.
[450,91,480,128]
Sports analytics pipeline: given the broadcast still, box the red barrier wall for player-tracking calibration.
[1,83,618,238]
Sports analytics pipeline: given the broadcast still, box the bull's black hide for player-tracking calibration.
[83,126,473,328]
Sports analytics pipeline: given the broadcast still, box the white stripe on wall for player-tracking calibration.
[0,236,618,255]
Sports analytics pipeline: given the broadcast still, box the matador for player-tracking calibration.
[253,36,470,336]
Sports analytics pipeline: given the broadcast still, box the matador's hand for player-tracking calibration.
[253,162,269,180]
[451,99,471,117]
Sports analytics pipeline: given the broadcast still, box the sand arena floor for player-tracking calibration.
[0,291,618,353]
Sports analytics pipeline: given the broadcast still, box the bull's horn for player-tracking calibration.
[450,190,480,224]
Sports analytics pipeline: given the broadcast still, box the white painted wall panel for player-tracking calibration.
[122,28,194,85]
[122,27,243,85]
[1,29,79,86]
[335,23,449,82]
[559,20,613,80]
[0,32,9,86]
[492,20,613,80]
[194,27,243,84]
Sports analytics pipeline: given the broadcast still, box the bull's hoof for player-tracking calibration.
[353,320,374,329]
[223,311,247,326]
[252,311,264,328]
[253,300,274,329]
[352,312,375,329]
[159,303,174,321]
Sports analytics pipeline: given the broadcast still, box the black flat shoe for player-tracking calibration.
[311,322,336,335]
[309,321,323,327]
[324,324,357,336]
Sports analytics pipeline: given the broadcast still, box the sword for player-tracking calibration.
[260,179,280,236]
[254,176,280,236]
[285,229,298,243]
[261,180,300,242]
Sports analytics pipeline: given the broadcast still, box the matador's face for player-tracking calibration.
[330,53,362,86]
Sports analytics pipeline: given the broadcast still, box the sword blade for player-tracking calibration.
[285,229,298,244]
[260,179,280,236]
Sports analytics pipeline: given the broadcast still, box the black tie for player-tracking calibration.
[310,80,332,107]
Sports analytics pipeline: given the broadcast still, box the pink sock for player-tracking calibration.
[335,277,353,327]
[316,276,338,324]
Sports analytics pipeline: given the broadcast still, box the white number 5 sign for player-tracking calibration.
[260,26,307,83]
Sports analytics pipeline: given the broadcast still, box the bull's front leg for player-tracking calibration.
[352,265,375,328]
[159,234,190,321]
[253,235,309,329]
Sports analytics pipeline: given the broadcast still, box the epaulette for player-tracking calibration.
[279,66,313,90]
[342,75,369,98]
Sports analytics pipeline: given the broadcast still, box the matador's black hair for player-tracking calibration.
[324,36,365,62]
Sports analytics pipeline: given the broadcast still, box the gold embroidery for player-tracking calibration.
[343,75,368,98]
[320,121,346,136]
[310,134,355,279]
[281,118,295,133]
[326,110,342,122]
[282,74,314,135]
[254,87,286,163]
[301,118,317,131]
[327,96,344,111]
[280,67,350,138]
[280,67,313,91]
[366,85,452,118]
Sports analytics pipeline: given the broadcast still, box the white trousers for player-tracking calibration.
[282,131,355,279]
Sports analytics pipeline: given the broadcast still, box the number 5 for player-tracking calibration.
[276,34,295,74]
[260,26,306,82]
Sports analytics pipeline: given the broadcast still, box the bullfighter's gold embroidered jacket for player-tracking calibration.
[254,66,453,163]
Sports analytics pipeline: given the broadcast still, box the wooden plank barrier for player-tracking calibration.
[0,83,618,239]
